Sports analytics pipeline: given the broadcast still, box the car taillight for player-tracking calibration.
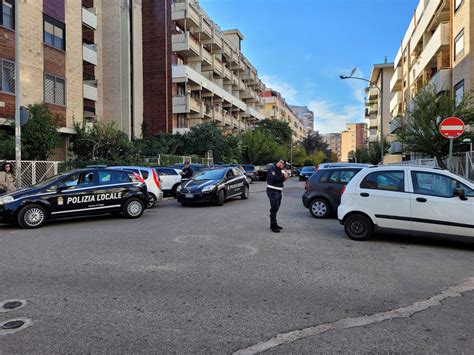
[133,172,145,183]
[152,169,161,189]
[341,185,346,195]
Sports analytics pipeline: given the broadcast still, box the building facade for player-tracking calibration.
[390,0,474,145]
[290,105,314,137]
[340,123,368,162]
[260,89,306,142]
[365,63,395,145]
[142,0,266,137]
[321,133,342,161]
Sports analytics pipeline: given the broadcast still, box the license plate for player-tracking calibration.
[185,193,194,198]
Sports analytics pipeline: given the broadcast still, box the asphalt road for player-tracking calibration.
[0,178,473,354]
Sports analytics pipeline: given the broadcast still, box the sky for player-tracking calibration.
[199,0,419,134]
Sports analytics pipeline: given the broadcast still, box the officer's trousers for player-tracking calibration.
[266,188,282,228]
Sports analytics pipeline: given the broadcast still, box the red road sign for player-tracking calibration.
[439,117,465,139]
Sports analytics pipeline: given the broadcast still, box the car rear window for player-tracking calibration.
[360,171,405,192]
[319,169,360,184]
[140,170,149,179]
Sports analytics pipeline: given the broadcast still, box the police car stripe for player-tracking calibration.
[51,205,121,215]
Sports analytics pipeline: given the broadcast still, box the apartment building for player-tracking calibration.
[321,133,342,161]
[260,89,306,142]
[142,0,266,137]
[340,123,368,162]
[290,105,314,137]
[364,63,395,145]
[390,0,474,139]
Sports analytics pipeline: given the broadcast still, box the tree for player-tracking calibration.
[70,121,134,162]
[0,127,15,160]
[134,133,185,157]
[302,132,329,156]
[256,119,293,145]
[22,103,61,160]
[291,147,309,166]
[397,86,474,168]
[241,129,286,165]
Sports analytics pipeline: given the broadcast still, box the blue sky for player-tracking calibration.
[200,0,419,133]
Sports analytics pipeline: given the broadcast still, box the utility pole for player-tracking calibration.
[14,0,21,188]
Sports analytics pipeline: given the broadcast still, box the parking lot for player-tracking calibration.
[0,178,473,354]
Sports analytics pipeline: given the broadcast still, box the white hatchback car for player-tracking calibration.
[338,166,474,241]
[154,167,182,196]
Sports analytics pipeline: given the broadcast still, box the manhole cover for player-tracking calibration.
[2,301,23,310]
[2,320,25,330]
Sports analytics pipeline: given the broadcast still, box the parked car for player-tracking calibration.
[318,163,374,170]
[0,168,148,229]
[240,164,258,183]
[338,166,474,241]
[255,166,268,181]
[299,166,317,181]
[177,167,249,206]
[154,167,182,196]
[110,166,163,208]
[302,167,364,218]
[172,163,208,176]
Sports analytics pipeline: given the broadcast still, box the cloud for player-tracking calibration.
[260,75,298,104]
[309,100,365,134]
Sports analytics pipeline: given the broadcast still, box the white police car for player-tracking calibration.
[338,166,474,241]
[0,168,149,229]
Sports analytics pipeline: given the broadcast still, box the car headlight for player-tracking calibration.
[202,184,216,192]
[0,196,14,205]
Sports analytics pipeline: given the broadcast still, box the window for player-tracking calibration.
[44,16,65,50]
[140,170,149,180]
[0,59,15,93]
[177,114,186,128]
[455,0,464,11]
[155,168,178,176]
[61,172,95,188]
[320,169,359,184]
[454,29,464,61]
[411,172,473,198]
[454,80,464,106]
[1,0,14,30]
[360,171,405,192]
[99,171,130,184]
[44,74,66,105]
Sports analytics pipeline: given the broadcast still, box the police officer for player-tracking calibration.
[266,159,288,233]
[180,161,193,181]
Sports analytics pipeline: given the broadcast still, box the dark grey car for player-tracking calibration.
[302,167,364,218]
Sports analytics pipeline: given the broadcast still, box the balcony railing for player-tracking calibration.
[82,43,97,65]
[172,0,201,29]
[81,7,97,29]
[390,66,402,93]
[429,68,451,94]
[390,91,402,116]
[83,80,98,101]
[411,22,450,81]
[172,32,200,57]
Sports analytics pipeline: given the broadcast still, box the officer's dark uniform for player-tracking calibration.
[266,163,285,232]
[181,165,193,180]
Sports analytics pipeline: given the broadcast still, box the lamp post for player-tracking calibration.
[340,69,384,163]
[14,0,21,188]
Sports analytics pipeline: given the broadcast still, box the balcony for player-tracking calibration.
[82,44,97,65]
[83,80,97,101]
[172,0,201,30]
[242,88,258,102]
[390,116,402,134]
[200,19,213,40]
[212,31,223,50]
[223,66,232,80]
[81,7,97,29]
[367,86,378,100]
[202,47,213,66]
[369,117,378,129]
[367,103,378,115]
[172,32,200,57]
[172,95,202,114]
[213,56,223,76]
[173,127,191,135]
[411,22,450,81]
[429,68,451,94]
[369,135,379,143]
[390,91,402,116]
[390,66,402,92]
[410,0,442,55]
[247,106,265,121]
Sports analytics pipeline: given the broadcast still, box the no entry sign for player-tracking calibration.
[439,117,465,139]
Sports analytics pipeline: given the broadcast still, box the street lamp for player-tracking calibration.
[340,68,384,163]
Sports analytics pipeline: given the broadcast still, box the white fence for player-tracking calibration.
[390,152,474,180]
[142,154,213,167]
[1,161,62,188]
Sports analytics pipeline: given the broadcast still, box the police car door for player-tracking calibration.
[95,170,131,211]
[49,171,98,215]
[229,168,245,196]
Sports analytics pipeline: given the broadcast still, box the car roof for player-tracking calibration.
[111,166,152,170]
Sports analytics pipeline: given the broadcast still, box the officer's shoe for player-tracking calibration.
[270,226,280,233]
[276,225,283,230]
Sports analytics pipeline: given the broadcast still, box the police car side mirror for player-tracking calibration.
[453,188,467,201]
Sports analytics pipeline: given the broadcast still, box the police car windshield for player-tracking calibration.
[302,167,316,171]
[193,169,226,181]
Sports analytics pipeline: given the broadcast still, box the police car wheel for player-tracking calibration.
[309,198,331,219]
[241,186,249,200]
[344,214,373,241]
[123,198,145,219]
[147,194,157,208]
[18,204,47,229]
[216,190,225,206]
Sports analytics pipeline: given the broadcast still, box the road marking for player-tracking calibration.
[0,299,27,313]
[234,277,474,355]
[174,235,211,243]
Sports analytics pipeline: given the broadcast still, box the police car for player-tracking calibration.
[0,168,149,229]
[176,167,249,206]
